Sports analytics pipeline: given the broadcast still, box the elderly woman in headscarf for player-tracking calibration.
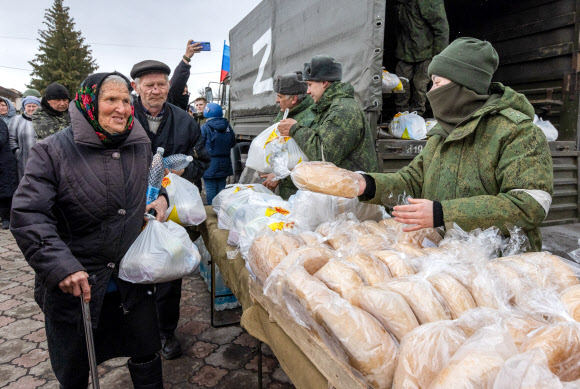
[10,72,168,389]
[0,96,17,126]
[9,95,41,179]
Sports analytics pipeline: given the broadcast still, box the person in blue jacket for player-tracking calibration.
[201,103,236,205]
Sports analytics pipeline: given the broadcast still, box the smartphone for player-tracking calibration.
[192,41,211,51]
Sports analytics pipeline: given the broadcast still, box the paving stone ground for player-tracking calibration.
[0,228,294,389]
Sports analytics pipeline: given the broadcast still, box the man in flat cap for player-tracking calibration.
[261,71,314,199]
[130,59,210,360]
[32,83,71,140]
[278,55,378,173]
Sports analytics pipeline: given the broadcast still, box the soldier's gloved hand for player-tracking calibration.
[392,198,434,231]
[278,119,297,137]
[261,173,279,191]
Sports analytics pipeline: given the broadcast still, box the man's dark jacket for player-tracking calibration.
[134,98,210,182]
[10,106,157,328]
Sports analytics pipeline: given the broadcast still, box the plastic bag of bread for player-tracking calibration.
[460,263,513,310]
[379,218,443,248]
[561,284,580,321]
[212,184,273,215]
[493,349,577,389]
[427,272,476,319]
[217,189,285,230]
[342,253,392,285]
[296,231,326,246]
[316,217,370,250]
[392,242,428,258]
[351,286,419,342]
[314,259,365,301]
[288,190,387,231]
[393,320,468,389]
[521,322,580,381]
[372,250,416,277]
[247,231,304,285]
[291,161,361,198]
[314,298,398,389]
[429,324,518,389]
[377,276,450,324]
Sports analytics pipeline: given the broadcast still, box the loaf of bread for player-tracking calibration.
[393,320,467,389]
[285,265,337,313]
[351,286,419,342]
[274,232,304,255]
[314,300,398,389]
[427,273,476,319]
[392,243,427,258]
[291,161,360,198]
[356,234,391,251]
[428,351,506,389]
[371,250,415,277]
[297,231,324,246]
[314,260,365,301]
[326,233,353,250]
[362,220,389,237]
[344,253,392,285]
[379,218,442,247]
[561,284,580,321]
[248,235,288,285]
[378,277,450,324]
[522,323,580,381]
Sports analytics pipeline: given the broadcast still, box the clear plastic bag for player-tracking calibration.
[313,258,366,301]
[119,220,201,284]
[379,217,443,248]
[290,162,360,198]
[162,173,206,226]
[561,284,580,321]
[265,134,309,180]
[382,70,403,92]
[389,111,427,140]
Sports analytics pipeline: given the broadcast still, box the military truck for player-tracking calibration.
[228,0,580,225]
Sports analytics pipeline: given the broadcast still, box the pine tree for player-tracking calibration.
[28,0,97,97]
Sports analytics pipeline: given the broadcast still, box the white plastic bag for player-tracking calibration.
[533,115,558,141]
[118,220,201,284]
[389,111,427,140]
[163,173,206,226]
[245,123,308,173]
[382,70,403,92]
[425,118,438,132]
[218,190,285,230]
[212,184,274,215]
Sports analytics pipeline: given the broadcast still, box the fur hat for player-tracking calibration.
[273,71,308,95]
[303,55,342,82]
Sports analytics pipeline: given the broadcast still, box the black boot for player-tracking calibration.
[128,353,163,389]
[2,220,9,230]
[160,334,182,360]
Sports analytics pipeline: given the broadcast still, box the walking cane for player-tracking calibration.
[81,275,100,389]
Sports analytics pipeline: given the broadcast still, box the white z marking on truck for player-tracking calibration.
[252,28,273,95]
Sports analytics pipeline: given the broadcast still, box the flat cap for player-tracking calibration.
[273,71,308,95]
[130,60,171,79]
[303,55,342,82]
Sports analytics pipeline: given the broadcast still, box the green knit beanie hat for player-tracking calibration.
[428,37,499,94]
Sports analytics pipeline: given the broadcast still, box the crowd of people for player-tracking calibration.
[0,25,555,388]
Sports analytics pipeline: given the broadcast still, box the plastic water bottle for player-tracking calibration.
[164,154,193,171]
[146,147,165,205]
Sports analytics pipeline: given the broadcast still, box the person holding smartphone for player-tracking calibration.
[167,40,203,111]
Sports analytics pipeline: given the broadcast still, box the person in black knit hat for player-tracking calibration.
[32,82,71,140]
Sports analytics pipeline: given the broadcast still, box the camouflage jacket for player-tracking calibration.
[395,0,449,63]
[365,83,553,251]
[290,82,379,174]
[274,95,315,199]
[32,107,71,141]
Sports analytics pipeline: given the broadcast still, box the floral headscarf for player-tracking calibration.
[75,72,134,145]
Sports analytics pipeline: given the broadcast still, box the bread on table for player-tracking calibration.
[372,250,416,277]
[561,284,580,321]
[248,235,288,285]
[392,243,428,258]
[291,161,361,198]
[427,273,476,319]
[314,260,365,301]
[274,232,304,255]
[314,299,398,389]
[428,350,507,389]
[377,277,450,324]
[379,218,442,248]
[351,286,419,342]
[343,253,392,285]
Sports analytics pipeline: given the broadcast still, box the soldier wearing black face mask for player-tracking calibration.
[167,40,203,111]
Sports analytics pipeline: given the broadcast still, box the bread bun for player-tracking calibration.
[522,323,580,381]
[393,243,427,257]
[298,231,323,246]
[314,260,365,301]
[274,232,304,254]
[428,351,506,389]
[248,235,287,285]
[378,277,450,324]
[285,265,336,313]
[351,286,419,342]
[356,234,391,251]
[344,253,392,285]
[427,273,476,319]
[291,161,360,198]
[372,250,416,277]
[561,284,580,321]
[315,300,398,388]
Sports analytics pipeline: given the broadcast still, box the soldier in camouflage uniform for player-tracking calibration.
[32,83,71,141]
[278,55,378,173]
[262,71,315,199]
[356,38,553,251]
[394,0,449,116]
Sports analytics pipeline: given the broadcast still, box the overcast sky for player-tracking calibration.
[0,0,262,99]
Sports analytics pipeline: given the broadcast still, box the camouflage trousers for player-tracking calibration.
[395,59,431,116]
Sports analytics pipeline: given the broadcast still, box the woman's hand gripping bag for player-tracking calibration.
[163,173,206,226]
[119,220,201,284]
